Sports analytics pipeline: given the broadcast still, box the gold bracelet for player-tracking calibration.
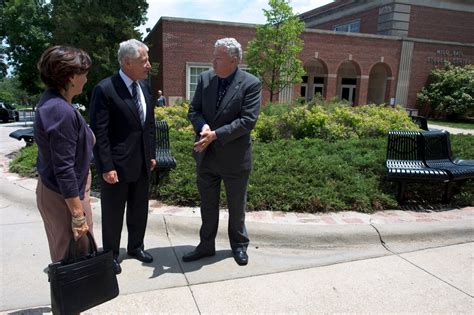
[71,215,86,226]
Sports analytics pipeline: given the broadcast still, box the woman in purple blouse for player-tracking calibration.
[35,46,95,262]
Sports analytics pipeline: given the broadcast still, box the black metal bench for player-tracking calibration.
[410,115,429,131]
[154,120,176,181]
[9,127,34,145]
[427,129,474,166]
[422,130,474,180]
[386,130,474,203]
[386,130,451,203]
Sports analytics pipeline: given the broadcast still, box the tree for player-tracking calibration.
[50,0,148,103]
[0,45,8,79]
[2,0,52,95]
[0,76,30,105]
[1,2,9,79]
[417,63,474,120]
[2,0,148,104]
[245,0,305,102]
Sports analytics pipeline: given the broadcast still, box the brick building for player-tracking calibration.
[145,0,474,108]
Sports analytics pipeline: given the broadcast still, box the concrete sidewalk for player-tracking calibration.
[0,121,473,313]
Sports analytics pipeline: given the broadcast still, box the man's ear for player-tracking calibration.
[123,57,131,70]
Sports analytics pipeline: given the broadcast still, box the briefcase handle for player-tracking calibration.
[66,231,98,263]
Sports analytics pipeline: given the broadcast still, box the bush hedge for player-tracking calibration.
[255,103,419,142]
[8,101,474,213]
[149,130,474,213]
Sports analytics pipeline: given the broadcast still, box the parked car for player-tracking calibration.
[0,102,20,123]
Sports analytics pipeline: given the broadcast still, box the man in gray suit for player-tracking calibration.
[184,38,262,266]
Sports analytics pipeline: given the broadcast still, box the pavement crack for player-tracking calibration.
[393,249,473,298]
[370,224,473,298]
[370,223,388,248]
[162,215,202,314]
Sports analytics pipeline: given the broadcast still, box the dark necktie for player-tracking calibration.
[216,79,229,109]
[132,81,144,125]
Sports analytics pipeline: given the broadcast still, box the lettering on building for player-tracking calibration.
[427,49,471,65]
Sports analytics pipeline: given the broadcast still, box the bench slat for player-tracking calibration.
[155,120,176,171]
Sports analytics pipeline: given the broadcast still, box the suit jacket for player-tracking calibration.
[35,88,94,199]
[188,68,262,172]
[90,73,156,183]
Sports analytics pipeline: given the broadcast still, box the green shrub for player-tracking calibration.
[9,144,37,177]
[253,113,280,142]
[149,129,198,204]
[150,131,474,212]
[261,102,294,116]
[154,101,192,132]
[255,103,419,142]
[7,108,473,213]
[417,63,474,120]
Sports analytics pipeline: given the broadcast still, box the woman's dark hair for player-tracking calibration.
[37,46,92,90]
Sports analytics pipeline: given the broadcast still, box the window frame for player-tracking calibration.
[186,62,250,101]
[186,62,212,101]
[333,19,360,33]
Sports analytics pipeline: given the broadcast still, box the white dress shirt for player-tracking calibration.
[119,69,147,120]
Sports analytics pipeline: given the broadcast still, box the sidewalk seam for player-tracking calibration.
[162,215,203,314]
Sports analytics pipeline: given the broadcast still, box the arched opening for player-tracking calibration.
[367,62,392,104]
[301,59,328,102]
[336,61,361,105]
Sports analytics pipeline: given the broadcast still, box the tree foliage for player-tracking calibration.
[1,0,52,95]
[417,63,474,120]
[0,76,30,105]
[2,0,148,104]
[50,0,148,103]
[245,0,305,102]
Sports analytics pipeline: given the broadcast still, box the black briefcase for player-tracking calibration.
[48,232,119,314]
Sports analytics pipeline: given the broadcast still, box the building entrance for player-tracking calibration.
[341,84,356,103]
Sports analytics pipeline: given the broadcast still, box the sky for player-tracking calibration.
[140,0,333,35]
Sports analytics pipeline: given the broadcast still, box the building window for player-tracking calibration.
[186,63,211,100]
[186,63,250,101]
[333,20,360,33]
[300,75,308,99]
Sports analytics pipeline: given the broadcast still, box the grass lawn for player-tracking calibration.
[428,119,474,130]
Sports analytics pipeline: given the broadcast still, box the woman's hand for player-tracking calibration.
[65,197,89,240]
[72,218,89,240]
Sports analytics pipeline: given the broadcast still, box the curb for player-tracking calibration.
[1,176,473,252]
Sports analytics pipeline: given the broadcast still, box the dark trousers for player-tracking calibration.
[100,174,149,258]
[196,168,250,253]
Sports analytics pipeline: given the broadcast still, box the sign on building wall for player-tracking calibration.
[427,49,471,66]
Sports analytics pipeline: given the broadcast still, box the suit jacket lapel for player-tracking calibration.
[206,74,219,119]
[112,73,142,125]
[215,69,244,119]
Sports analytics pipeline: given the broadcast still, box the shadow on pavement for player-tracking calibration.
[7,306,51,315]
[116,245,232,279]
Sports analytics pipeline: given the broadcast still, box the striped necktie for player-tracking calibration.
[132,81,144,125]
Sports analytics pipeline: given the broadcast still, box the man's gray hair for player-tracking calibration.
[118,39,149,67]
[215,38,242,62]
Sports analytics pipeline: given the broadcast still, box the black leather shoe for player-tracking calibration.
[233,250,248,266]
[182,249,215,262]
[127,248,153,263]
[112,258,122,275]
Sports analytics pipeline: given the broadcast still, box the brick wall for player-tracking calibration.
[409,6,474,43]
[148,17,472,108]
[149,18,256,103]
[313,8,379,34]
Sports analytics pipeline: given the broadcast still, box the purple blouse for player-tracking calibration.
[34,89,94,199]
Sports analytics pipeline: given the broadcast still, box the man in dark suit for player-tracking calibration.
[184,38,262,266]
[90,39,156,274]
